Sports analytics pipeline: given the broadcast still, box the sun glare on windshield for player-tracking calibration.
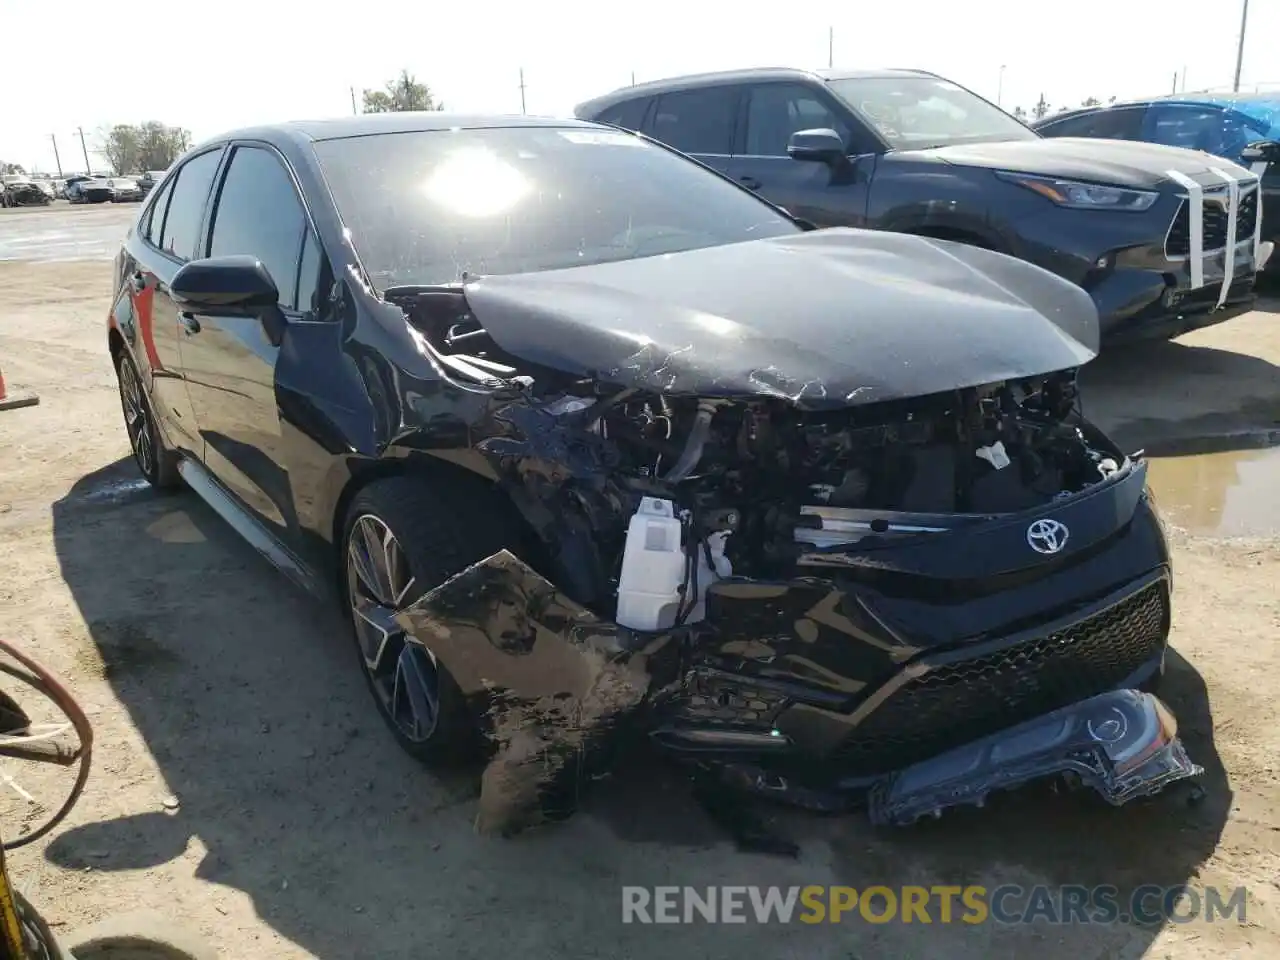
[422,148,531,218]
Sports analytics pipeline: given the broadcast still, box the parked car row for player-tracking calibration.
[576,68,1276,344]
[65,174,144,203]
[0,173,52,206]
[2,171,167,205]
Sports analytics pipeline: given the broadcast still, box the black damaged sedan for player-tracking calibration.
[107,113,1200,833]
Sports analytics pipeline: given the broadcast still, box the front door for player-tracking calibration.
[178,143,313,544]
[729,82,872,228]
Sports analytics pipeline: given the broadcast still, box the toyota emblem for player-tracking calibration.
[1026,518,1069,555]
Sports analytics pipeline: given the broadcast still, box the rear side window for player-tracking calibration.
[1147,105,1227,154]
[207,145,307,310]
[744,83,852,156]
[1040,107,1145,140]
[597,97,650,132]
[142,177,175,246]
[650,86,738,155]
[161,150,222,260]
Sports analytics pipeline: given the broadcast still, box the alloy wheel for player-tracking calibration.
[346,514,439,743]
[118,358,155,477]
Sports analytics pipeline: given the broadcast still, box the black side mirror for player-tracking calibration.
[787,128,847,166]
[171,255,279,312]
[1241,139,1280,165]
[171,256,285,346]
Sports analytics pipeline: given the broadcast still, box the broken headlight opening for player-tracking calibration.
[388,280,1197,850]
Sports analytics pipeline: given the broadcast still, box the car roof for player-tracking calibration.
[197,112,604,150]
[1041,91,1280,124]
[574,67,937,116]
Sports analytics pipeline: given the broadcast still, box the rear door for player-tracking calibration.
[123,148,224,457]
[643,85,741,176]
[178,142,315,543]
[730,81,875,227]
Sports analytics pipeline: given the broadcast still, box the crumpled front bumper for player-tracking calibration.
[395,550,1202,834]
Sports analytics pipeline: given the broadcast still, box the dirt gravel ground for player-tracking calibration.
[1,243,1278,958]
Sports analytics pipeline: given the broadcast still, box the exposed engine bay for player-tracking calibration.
[385,270,1196,852]
[397,289,1126,627]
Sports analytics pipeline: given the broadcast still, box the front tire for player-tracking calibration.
[114,350,180,490]
[341,473,515,766]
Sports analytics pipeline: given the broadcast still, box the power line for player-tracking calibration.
[1233,0,1249,92]
[75,127,90,174]
[49,134,63,178]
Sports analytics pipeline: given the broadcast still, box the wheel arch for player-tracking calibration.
[326,450,536,596]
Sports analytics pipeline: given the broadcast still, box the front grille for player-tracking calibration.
[834,580,1169,775]
[1166,187,1259,257]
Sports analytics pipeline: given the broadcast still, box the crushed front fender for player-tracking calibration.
[394,550,666,836]
[868,689,1202,826]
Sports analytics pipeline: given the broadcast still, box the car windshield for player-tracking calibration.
[312,126,800,291]
[827,76,1038,150]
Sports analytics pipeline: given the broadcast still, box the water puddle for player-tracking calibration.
[1145,442,1280,537]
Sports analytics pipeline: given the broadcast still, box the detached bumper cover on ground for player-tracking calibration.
[396,552,1202,832]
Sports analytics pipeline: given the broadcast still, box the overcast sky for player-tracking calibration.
[1,0,1275,173]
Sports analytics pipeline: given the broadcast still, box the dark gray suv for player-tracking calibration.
[576,68,1274,344]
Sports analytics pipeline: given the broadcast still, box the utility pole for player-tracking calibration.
[828,27,833,68]
[1232,0,1249,91]
[997,65,1007,106]
[631,71,636,86]
[350,86,358,115]
[519,68,527,115]
[49,134,63,178]
[75,127,90,174]
[1171,71,1178,94]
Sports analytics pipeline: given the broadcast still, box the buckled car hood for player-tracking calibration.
[462,228,1099,410]
[917,137,1256,189]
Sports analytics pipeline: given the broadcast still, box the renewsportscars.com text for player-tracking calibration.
[621,885,1248,925]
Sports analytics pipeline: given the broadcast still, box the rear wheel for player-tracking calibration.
[114,351,180,490]
[341,474,515,765]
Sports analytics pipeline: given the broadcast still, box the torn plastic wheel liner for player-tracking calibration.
[868,689,1202,826]
[397,552,1202,836]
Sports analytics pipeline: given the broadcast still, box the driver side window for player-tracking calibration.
[207,145,307,310]
[744,84,851,157]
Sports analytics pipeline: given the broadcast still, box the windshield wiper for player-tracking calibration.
[381,281,472,303]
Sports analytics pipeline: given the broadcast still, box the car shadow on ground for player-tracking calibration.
[1082,337,1280,454]
[46,456,1230,959]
